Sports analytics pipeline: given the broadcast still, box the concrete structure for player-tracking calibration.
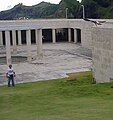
[0,19,94,46]
[1,18,113,83]
[1,18,113,84]
[92,26,113,83]
[0,19,94,65]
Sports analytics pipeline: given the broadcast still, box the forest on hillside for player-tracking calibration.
[0,0,113,20]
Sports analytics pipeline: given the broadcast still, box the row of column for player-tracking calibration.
[0,28,78,65]
[0,28,78,46]
[0,30,22,46]
[5,29,43,65]
[68,28,77,43]
[53,28,77,43]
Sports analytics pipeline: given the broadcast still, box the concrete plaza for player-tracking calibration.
[0,43,92,86]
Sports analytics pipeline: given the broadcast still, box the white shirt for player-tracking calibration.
[7,67,14,76]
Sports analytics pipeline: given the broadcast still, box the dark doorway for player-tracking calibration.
[10,31,13,45]
[2,31,5,45]
[76,29,81,43]
[21,30,26,44]
[56,28,68,42]
[71,28,74,42]
[42,29,52,43]
[31,30,36,44]
[16,30,18,45]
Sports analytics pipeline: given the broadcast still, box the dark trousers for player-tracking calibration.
[8,75,15,87]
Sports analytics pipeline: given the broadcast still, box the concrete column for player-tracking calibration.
[18,30,22,45]
[74,29,77,43]
[68,28,71,42]
[52,29,56,43]
[12,30,17,54]
[26,30,32,62]
[0,31,3,46]
[35,29,38,45]
[36,29,43,58]
[5,31,11,65]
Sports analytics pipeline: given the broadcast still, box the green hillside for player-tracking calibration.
[0,2,58,20]
[81,0,113,18]
[0,0,113,20]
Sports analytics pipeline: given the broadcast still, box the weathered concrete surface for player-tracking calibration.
[0,19,94,49]
[0,43,92,86]
[0,19,112,50]
[92,27,113,83]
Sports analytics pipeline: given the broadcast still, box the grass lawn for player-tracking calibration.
[0,71,113,120]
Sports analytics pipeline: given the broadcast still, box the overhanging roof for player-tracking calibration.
[0,24,42,31]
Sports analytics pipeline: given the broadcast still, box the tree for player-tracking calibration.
[81,0,98,18]
[63,0,81,18]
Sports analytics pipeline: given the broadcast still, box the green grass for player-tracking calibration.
[1,71,113,120]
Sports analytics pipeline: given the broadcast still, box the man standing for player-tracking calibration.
[6,64,16,87]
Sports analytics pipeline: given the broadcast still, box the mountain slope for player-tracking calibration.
[0,2,58,20]
[0,0,113,20]
[54,0,80,18]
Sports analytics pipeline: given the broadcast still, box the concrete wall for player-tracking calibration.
[81,28,93,49]
[0,19,93,49]
[92,27,113,83]
[0,19,113,51]
[68,19,93,49]
[1,19,113,82]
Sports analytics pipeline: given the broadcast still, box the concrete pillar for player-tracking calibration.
[18,30,22,45]
[35,29,38,45]
[68,28,71,42]
[26,30,32,62]
[36,29,43,58]
[12,30,17,54]
[0,31,3,46]
[74,29,77,43]
[52,29,56,43]
[5,31,11,65]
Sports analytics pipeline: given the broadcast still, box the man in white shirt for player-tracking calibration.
[6,64,16,87]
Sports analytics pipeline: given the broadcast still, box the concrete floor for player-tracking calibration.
[0,43,92,86]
